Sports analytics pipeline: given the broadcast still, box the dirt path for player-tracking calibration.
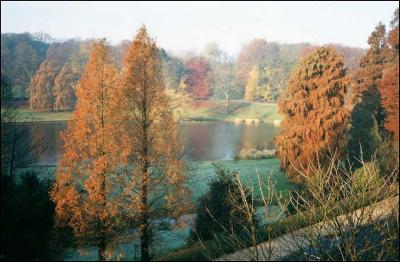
[216,196,399,261]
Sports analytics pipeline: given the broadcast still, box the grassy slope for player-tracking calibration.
[10,100,282,123]
[180,100,282,123]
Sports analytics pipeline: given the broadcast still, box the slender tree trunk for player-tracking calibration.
[98,80,107,262]
[140,165,150,261]
[8,124,17,177]
[140,73,150,261]
[225,92,229,114]
[98,237,106,261]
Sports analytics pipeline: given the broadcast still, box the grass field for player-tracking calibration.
[188,158,290,202]
[9,100,282,123]
[180,100,282,123]
[13,108,74,122]
[18,158,290,203]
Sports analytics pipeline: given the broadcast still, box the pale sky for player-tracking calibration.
[1,1,398,56]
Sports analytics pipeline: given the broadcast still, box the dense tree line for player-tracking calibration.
[1,32,365,110]
[1,32,50,97]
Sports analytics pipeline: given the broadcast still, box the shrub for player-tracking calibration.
[1,170,70,260]
[189,165,258,243]
[236,148,276,160]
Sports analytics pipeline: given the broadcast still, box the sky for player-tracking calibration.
[1,1,398,56]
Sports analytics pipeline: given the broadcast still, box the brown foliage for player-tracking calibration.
[236,38,269,83]
[54,62,79,110]
[275,47,349,178]
[28,60,57,110]
[351,23,388,105]
[51,40,121,260]
[185,56,213,100]
[379,10,399,142]
[380,64,399,142]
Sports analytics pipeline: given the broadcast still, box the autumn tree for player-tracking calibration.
[28,59,57,110]
[51,40,122,261]
[347,8,399,166]
[237,39,270,94]
[244,66,272,102]
[351,23,388,128]
[54,40,93,111]
[185,56,213,100]
[244,66,259,102]
[28,40,79,111]
[379,8,399,142]
[275,47,349,179]
[54,62,80,110]
[116,26,190,261]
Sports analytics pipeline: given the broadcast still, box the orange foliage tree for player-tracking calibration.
[28,60,57,110]
[50,40,122,261]
[275,47,349,178]
[115,26,190,260]
[351,23,388,130]
[28,41,79,111]
[185,56,213,100]
[380,8,399,142]
[54,62,80,110]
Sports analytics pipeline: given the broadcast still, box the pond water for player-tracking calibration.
[23,121,280,165]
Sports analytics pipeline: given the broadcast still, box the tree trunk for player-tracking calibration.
[140,169,150,261]
[98,238,106,261]
[225,92,229,114]
[8,125,17,177]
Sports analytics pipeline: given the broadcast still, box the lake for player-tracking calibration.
[24,121,280,165]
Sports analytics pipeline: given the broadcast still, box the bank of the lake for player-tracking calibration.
[10,100,282,124]
[20,158,290,203]
[17,158,290,260]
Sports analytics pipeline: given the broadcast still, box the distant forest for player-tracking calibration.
[1,32,365,108]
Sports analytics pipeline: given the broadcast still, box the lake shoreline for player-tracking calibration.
[4,100,282,124]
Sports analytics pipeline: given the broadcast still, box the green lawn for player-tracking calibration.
[15,108,73,122]
[18,158,290,203]
[181,100,282,123]
[188,158,290,202]
[10,100,282,123]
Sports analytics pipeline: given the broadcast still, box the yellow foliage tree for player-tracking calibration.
[245,66,259,101]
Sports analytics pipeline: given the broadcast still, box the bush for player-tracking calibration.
[236,148,276,160]
[1,170,70,260]
[377,136,399,179]
[189,165,258,243]
[351,162,384,192]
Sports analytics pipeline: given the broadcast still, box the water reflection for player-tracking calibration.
[24,121,279,165]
